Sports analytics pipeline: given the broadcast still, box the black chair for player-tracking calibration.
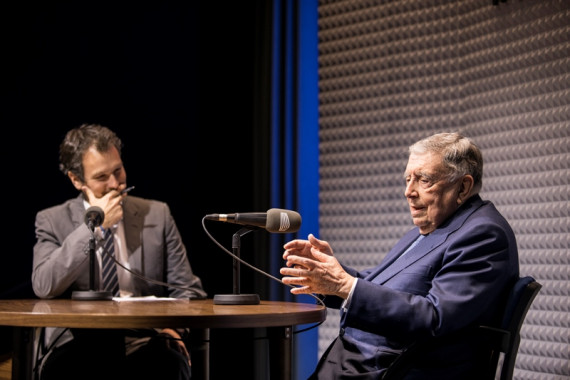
[381,276,542,380]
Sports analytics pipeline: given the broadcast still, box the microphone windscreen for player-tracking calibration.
[84,206,105,227]
[265,208,301,233]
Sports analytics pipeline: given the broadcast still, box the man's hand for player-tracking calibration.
[82,186,127,229]
[158,328,191,367]
[281,234,354,299]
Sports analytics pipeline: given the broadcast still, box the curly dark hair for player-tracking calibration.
[58,123,123,183]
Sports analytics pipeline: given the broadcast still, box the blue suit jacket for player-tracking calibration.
[320,195,519,378]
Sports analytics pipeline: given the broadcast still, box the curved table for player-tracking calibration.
[0,298,326,380]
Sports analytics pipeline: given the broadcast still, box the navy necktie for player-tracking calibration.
[101,229,120,297]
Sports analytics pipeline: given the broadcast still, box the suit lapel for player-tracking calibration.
[71,194,88,228]
[371,233,444,284]
[366,195,486,285]
[364,232,419,280]
[121,198,143,254]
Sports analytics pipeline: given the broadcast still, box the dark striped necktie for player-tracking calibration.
[101,229,120,297]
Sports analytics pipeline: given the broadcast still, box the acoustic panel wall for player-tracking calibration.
[317,1,569,378]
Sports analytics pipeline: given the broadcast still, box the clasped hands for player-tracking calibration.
[280,233,354,299]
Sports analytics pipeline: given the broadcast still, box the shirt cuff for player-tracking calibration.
[341,278,358,313]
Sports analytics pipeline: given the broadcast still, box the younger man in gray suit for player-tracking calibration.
[32,123,206,380]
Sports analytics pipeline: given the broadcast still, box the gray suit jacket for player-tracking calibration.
[33,194,206,300]
[31,194,207,374]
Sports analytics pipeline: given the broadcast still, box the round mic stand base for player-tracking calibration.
[212,228,261,305]
[213,294,260,305]
[72,290,113,301]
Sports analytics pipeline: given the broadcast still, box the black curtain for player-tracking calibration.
[1,2,271,377]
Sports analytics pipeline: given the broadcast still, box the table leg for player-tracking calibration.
[189,328,210,380]
[267,326,292,380]
[12,327,33,380]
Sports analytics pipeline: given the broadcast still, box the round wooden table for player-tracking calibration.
[0,298,326,380]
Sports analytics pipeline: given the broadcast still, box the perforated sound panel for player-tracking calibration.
[317,1,569,378]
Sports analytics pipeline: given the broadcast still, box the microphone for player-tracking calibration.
[205,208,301,233]
[73,206,108,300]
[84,206,104,231]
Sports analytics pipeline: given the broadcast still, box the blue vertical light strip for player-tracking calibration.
[283,0,294,213]
[270,0,320,378]
[269,0,283,297]
[283,0,296,248]
[269,0,297,301]
[295,1,320,379]
[296,0,319,258]
[269,0,282,206]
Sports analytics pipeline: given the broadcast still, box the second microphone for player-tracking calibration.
[205,208,301,233]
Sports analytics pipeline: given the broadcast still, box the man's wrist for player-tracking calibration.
[340,278,358,311]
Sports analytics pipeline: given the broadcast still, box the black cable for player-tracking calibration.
[201,217,327,334]
[100,218,328,335]
[103,246,203,296]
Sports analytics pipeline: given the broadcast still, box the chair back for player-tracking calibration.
[381,276,542,380]
[493,276,542,380]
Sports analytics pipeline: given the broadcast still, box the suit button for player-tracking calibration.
[339,328,345,336]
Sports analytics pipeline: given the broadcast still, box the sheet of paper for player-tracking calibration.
[112,296,179,302]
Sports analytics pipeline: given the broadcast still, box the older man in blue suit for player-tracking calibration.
[281,132,519,379]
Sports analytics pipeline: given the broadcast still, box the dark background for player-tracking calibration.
[2,2,274,377]
[2,1,269,299]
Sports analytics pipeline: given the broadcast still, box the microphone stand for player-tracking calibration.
[213,227,260,305]
[72,226,113,300]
